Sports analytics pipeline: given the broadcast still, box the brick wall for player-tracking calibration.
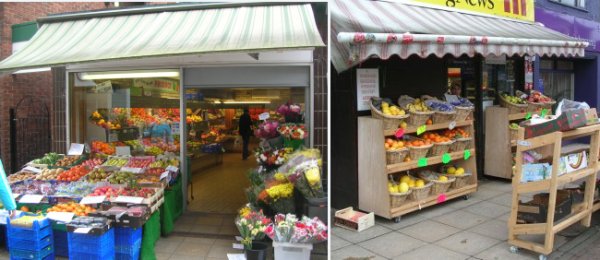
[311,3,328,190]
[0,2,110,173]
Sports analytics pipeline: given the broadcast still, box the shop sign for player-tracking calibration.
[94,80,113,93]
[134,79,179,96]
[524,56,534,90]
[414,0,534,22]
[356,68,379,111]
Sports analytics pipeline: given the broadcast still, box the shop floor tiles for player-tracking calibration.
[331,179,600,260]
[173,212,238,237]
[188,153,256,214]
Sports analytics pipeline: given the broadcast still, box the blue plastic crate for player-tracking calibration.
[8,235,52,251]
[115,239,141,254]
[114,227,142,247]
[8,244,54,260]
[67,228,114,255]
[52,231,67,249]
[53,245,67,257]
[69,251,115,260]
[8,225,52,242]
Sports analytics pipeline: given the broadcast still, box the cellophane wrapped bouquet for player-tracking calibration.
[278,123,308,140]
[265,213,328,243]
[235,205,272,250]
[254,120,280,139]
[257,173,295,214]
[278,149,324,199]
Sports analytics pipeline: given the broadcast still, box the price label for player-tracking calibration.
[235,236,242,242]
[437,194,447,203]
[166,166,179,172]
[74,227,92,234]
[464,150,471,160]
[160,171,171,182]
[417,157,428,167]
[80,196,106,205]
[259,112,270,121]
[19,194,44,204]
[22,166,42,174]
[416,125,427,135]
[448,121,456,130]
[517,140,532,147]
[232,243,244,250]
[394,128,405,139]
[541,109,548,118]
[114,196,144,204]
[12,193,20,199]
[121,167,144,174]
[442,153,451,164]
[47,212,75,223]
[116,146,131,156]
[525,112,532,120]
[67,143,85,156]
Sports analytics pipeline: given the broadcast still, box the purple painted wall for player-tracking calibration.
[536,7,600,52]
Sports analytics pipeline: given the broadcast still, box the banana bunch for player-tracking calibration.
[382,101,406,116]
[406,98,430,112]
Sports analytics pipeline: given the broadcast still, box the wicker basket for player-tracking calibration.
[429,141,454,156]
[449,173,472,189]
[418,171,455,195]
[370,101,408,132]
[390,190,412,208]
[527,101,556,113]
[499,95,528,114]
[405,137,433,159]
[455,106,474,121]
[509,127,519,142]
[386,148,409,165]
[407,110,434,126]
[449,138,472,152]
[432,110,457,124]
[409,182,432,201]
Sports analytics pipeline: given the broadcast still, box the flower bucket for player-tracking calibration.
[245,241,269,260]
[273,242,313,260]
[284,138,304,150]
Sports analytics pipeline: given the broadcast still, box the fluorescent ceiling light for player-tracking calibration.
[213,100,222,104]
[222,100,271,104]
[79,69,179,80]
[13,67,51,74]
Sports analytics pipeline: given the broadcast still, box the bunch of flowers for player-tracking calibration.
[235,208,272,250]
[265,214,328,243]
[257,175,295,214]
[278,124,308,140]
[277,103,302,117]
[254,121,280,139]
[255,148,287,170]
[279,149,324,199]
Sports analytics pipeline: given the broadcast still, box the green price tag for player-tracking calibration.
[464,149,471,160]
[442,153,451,164]
[417,125,427,135]
[417,157,428,167]
[540,109,548,117]
[525,112,532,120]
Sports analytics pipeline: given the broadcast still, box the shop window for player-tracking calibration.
[540,60,554,70]
[556,61,574,71]
[540,72,574,102]
[551,0,586,8]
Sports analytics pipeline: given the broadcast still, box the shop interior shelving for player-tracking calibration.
[508,124,600,259]
[484,106,530,179]
[358,117,477,222]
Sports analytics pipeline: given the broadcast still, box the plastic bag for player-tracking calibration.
[555,99,590,116]
[398,95,415,109]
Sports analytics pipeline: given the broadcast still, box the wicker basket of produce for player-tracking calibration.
[407,110,433,126]
[509,124,519,142]
[499,93,528,114]
[429,140,454,156]
[398,96,433,126]
[390,189,412,208]
[426,99,457,124]
[386,148,409,165]
[432,111,457,124]
[521,90,556,113]
[527,101,555,113]
[455,106,474,121]
[449,138,472,152]
[439,165,472,189]
[419,170,455,195]
[404,136,433,159]
[409,182,432,201]
[370,98,409,131]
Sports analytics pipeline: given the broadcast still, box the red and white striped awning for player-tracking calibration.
[331,0,589,72]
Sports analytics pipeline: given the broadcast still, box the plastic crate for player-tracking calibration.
[8,220,52,242]
[69,251,115,260]
[114,227,142,246]
[8,235,52,251]
[115,239,141,260]
[67,228,114,255]
[273,242,313,260]
[8,244,54,260]
[52,231,67,256]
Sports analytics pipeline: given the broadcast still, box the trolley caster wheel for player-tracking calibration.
[463,195,470,200]
[392,217,401,223]
[539,255,547,260]
[509,246,519,254]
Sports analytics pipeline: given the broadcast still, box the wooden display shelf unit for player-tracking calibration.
[383,120,473,136]
[358,116,477,221]
[508,124,600,258]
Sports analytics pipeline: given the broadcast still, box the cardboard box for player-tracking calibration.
[559,151,587,176]
[521,163,552,183]
[334,207,374,232]
[524,109,587,139]
[518,190,572,224]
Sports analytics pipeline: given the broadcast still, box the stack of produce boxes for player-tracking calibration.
[67,217,114,260]
[7,216,54,260]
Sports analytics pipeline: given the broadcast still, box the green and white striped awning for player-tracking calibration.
[0,4,324,71]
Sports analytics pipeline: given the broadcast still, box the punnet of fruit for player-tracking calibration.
[526,90,554,104]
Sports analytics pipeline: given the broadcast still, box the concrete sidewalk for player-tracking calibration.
[331,179,600,260]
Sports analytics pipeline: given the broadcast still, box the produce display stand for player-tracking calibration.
[485,106,536,179]
[508,124,600,259]
[358,117,477,222]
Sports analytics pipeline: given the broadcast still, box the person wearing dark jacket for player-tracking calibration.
[238,109,253,160]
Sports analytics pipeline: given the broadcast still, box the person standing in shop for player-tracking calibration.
[239,108,253,160]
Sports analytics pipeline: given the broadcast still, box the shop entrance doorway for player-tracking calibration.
[184,87,308,214]
[10,97,51,173]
